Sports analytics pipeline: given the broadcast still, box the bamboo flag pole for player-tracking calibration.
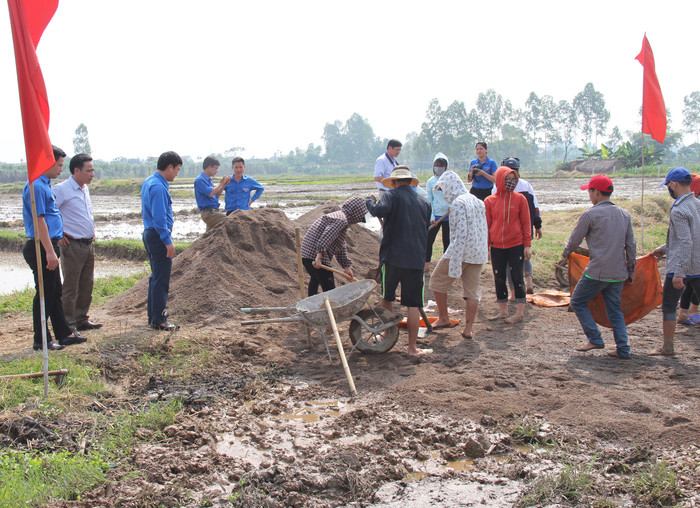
[324,296,357,396]
[294,228,313,347]
[29,182,50,398]
[640,134,646,254]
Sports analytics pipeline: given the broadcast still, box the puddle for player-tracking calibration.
[0,252,146,295]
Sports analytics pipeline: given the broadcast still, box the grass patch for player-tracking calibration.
[627,460,680,506]
[0,356,104,411]
[0,449,109,506]
[517,460,596,506]
[0,272,144,317]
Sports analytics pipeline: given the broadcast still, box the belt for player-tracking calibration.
[64,234,94,244]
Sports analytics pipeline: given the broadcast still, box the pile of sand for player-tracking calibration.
[107,203,380,325]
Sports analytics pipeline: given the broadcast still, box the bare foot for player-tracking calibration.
[488,313,507,321]
[432,320,456,329]
[461,331,473,339]
[647,348,675,356]
[576,342,604,352]
[505,315,523,324]
[406,348,433,357]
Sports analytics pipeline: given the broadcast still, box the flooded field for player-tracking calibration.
[0,176,667,292]
[0,177,668,241]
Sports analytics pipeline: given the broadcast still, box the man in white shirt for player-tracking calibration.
[53,153,102,331]
[374,139,402,193]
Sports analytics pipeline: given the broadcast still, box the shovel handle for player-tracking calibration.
[319,264,357,282]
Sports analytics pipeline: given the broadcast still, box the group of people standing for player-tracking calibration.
[22,142,699,360]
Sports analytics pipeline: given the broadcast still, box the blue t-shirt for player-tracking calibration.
[224,175,264,212]
[23,175,63,239]
[470,157,498,189]
[194,172,220,210]
[141,172,174,246]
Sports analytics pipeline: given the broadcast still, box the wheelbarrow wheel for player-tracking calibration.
[348,307,399,354]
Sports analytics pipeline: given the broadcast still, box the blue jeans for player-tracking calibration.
[143,229,172,325]
[570,276,629,357]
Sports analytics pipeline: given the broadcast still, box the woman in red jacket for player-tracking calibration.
[484,167,532,323]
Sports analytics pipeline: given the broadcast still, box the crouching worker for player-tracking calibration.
[366,166,432,357]
[429,171,488,339]
[300,196,368,296]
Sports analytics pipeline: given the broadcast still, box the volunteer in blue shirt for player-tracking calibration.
[22,145,86,351]
[142,151,182,331]
[194,155,230,231]
[467,141,498,201]
[224,157,264,214]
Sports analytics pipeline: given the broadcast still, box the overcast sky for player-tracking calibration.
[1,0,698,163]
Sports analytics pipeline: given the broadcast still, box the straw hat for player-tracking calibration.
[381,165,419,187]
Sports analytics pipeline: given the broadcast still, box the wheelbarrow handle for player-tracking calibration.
[240,306,293,313]
[241,316,305,326]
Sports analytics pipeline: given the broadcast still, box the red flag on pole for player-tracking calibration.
[635,34,666,144]
[7,0,59,182]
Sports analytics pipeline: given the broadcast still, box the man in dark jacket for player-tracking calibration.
[366,166,431,357]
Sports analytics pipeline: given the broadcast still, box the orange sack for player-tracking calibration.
[568,253,662,328]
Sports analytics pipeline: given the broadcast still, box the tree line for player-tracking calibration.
[1,86,699,182]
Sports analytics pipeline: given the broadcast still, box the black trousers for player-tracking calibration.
[302,258,335,297]
[490,245,526,302]
[680,284,699,308]
[470,187,492,201]
[22,239,73,345]
[426,220,449,262]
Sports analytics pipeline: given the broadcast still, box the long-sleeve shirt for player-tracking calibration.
[659,192,700,278]
[53,176,95,239]
[141,172,173,246]
[426,174,450,219]
[23,175,63,239]
[301,212,352,268]
[563,200,636,281]
[224,175,264,212]
[194,172,221,210]
[366,185,431,270]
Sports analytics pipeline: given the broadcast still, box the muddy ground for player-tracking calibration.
[1,203,699,507]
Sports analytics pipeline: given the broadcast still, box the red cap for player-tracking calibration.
[580,175,613,193]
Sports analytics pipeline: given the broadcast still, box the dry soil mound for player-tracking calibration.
[107,204,380,325]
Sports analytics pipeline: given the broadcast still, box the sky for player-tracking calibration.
[1,0,699,163]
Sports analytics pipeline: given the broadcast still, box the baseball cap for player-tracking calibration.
[580,175,613,193]
[659,167,692,187]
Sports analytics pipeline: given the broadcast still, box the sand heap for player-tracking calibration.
[108,204,380,325]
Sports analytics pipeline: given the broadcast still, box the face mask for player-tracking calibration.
[504,178,517,192]
[433,166,446,176]
[668,186,676,199]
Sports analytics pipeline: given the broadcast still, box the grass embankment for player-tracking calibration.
[0,231,190,261]
[0,353,182,506]
[430,193,672,287]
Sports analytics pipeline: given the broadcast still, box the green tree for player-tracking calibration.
[522,92,542,145]
[73,123,92,155]
[473,89,511,142]
[682,91,700,143]
[554,100,577,162]
[573,83,609,146]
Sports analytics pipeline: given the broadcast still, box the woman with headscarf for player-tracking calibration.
[425,152,451,271]
[429,171,489,339]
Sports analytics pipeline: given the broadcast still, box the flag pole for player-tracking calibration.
[28,182,50,397]
[640,134,645,255]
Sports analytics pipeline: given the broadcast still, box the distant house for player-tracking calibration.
[567,159,624,174]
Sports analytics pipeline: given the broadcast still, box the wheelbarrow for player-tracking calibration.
[240,280,402,362]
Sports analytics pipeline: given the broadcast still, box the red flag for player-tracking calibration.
[7,0,59,182]
[635,34,666,144]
